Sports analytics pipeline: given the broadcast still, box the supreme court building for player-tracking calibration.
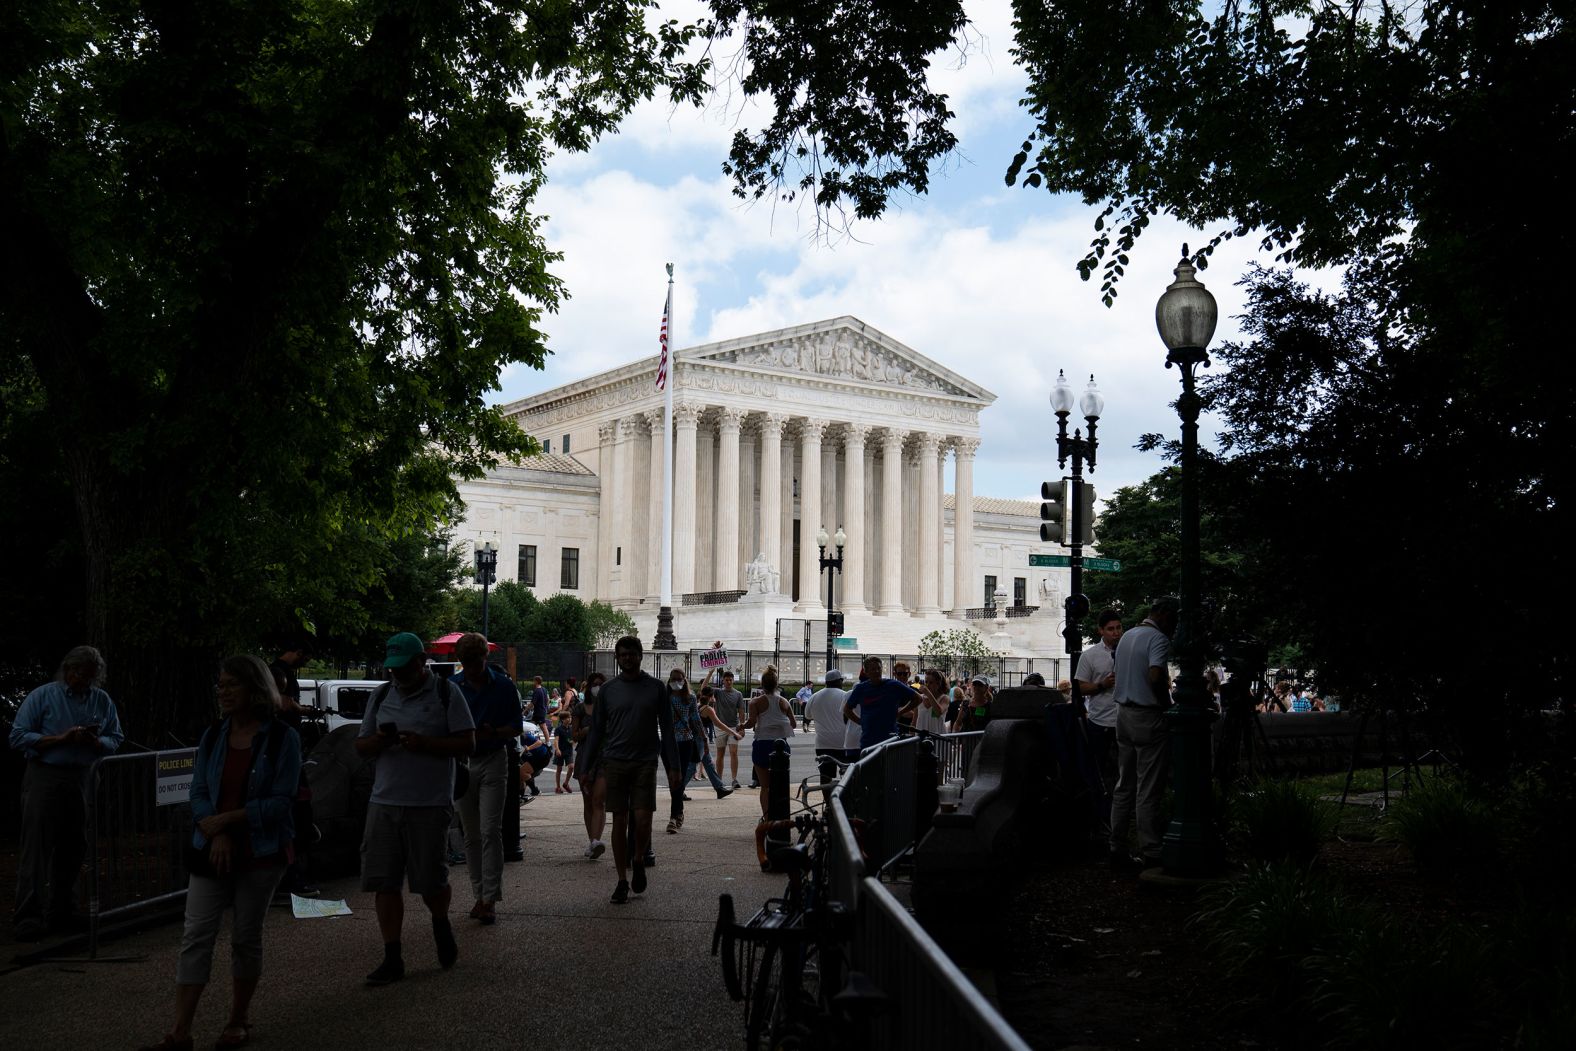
[455,317,1070,654]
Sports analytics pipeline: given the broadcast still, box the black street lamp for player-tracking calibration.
[476,540,498,638]
[1049,370,1104,703]
[816,525,847,672]
[1155,245,1220,877]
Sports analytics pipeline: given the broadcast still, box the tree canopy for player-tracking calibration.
[1,0,703,738]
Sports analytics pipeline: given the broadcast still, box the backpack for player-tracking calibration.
[369,675,471,800]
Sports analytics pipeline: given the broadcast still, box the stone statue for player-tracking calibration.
[746,553,781,595]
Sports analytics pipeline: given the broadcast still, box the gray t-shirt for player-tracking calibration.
[591,672,676,765]
[1113,621,1172,709]
[713,688,745,729]
[359,674,475,807]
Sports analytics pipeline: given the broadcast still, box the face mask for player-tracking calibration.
[588,686,599,698]
[669,682,683,692]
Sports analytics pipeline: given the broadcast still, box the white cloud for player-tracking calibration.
[502,1,1345,503]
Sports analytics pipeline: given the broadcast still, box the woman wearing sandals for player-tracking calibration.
[140,655,300,1051]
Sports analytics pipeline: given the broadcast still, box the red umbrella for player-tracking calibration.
[427,632,500,656]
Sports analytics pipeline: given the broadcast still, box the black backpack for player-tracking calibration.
[369,675,472,800]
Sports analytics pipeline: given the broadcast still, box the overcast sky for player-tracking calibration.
[497,1,1326,503]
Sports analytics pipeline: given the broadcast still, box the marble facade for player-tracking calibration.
[455,317,1072,653]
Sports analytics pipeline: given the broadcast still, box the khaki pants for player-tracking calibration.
[457,748,508,903]
[1109,705,1170,861]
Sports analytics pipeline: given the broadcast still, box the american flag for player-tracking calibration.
[656,297,670,391]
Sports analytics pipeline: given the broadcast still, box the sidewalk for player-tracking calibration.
[0,786,778,1051]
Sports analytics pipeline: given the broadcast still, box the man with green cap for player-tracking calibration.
[354,632,475,985]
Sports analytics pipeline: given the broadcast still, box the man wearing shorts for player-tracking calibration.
[354,632,476,985]
[583,636,679,904]
[712,671,746,789]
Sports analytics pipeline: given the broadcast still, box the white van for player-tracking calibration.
[299,663,461,734]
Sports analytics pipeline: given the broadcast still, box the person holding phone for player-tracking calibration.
[354,632,476,985]
[9,645,124,943]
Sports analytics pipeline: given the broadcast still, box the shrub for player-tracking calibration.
[1382,777,1498,879]
[1228,779,1337,867]
[1313,922,1495,1050]
[1193,863,1367,1019]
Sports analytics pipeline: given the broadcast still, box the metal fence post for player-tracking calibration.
[915,739,939,845]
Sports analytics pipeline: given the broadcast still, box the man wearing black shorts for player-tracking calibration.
[582,636,679,904]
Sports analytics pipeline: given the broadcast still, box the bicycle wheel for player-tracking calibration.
[744,943,780,1051]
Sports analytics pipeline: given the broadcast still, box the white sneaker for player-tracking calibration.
[582,843,594,860]
[589,840,606,860]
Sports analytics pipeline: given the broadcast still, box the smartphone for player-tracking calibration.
[378,721,399,738]
[81,724,101,737]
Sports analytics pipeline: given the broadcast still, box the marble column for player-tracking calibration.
[915,433,940,615]
[864,441,878,606]
[631,415,652,602]
[926,447,939,611]
[780,434,795,598]
[596,421,617,598]
[613,417,638,601]
[757,413,786,588]
[644,409,665,600]
[841,424,869,611]
[715,408,744,591]
[821,435,839,524]
[952,437,979,616]
[696,417,715,592]
[671,403,700,595]
[737,424,757,581]
[903,449,918,611]
[877,429,905,615]
[797,419,827,612]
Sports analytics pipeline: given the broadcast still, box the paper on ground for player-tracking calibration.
[291,895,352,919]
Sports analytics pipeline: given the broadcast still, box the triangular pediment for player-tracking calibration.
[681,317,995,404]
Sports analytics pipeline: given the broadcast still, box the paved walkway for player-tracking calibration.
[0,780,789,1051]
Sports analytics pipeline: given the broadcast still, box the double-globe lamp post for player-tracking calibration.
[1155,245,1220,877]
[816,526,847,672]
[1048,370,1104,706]
[476,540,498,638]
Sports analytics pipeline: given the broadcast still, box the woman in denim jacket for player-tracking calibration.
[140,655,301,1051]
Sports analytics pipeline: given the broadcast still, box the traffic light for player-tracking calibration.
[1077,483,1097,545]
[1039,479,1069,544]
[828,611,845,637]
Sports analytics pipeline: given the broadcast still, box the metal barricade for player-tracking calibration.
[935,731,983,783]
[86,750,196,958]
[855,876,1034,1051]
[822,733,1031,1050]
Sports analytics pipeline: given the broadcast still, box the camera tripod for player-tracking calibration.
[1213,672,1277,791]
[1338,699,1455,810]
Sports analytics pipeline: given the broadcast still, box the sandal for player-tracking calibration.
[214,1024,251,1049]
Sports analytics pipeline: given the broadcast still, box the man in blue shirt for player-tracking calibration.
[449,633,522,927]
[842,655,920,753]
[9,645,124,941]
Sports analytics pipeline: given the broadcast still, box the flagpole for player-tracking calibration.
[654,263,678,650]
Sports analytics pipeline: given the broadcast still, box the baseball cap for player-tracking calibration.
[970,675,990,687]
[823,669,844,686]
[384,632,427,669]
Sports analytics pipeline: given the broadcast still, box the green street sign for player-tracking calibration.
[1029,554,1121,572]
[834,636,859,649]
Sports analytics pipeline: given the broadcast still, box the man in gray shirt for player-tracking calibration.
[1108,598,1177,871]
[581,635,680,904]
[711,670,746,789]
[355,632,475,985]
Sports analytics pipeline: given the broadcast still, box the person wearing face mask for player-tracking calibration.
[663,671,735,834]
[571,672,608,860]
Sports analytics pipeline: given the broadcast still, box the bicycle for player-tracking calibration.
[713,764,887,1049]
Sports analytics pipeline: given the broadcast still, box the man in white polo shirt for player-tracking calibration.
[1076,609,1124,837]
[1107,597,1178,870]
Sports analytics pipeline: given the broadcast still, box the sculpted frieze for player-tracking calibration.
[713,330,964,395]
